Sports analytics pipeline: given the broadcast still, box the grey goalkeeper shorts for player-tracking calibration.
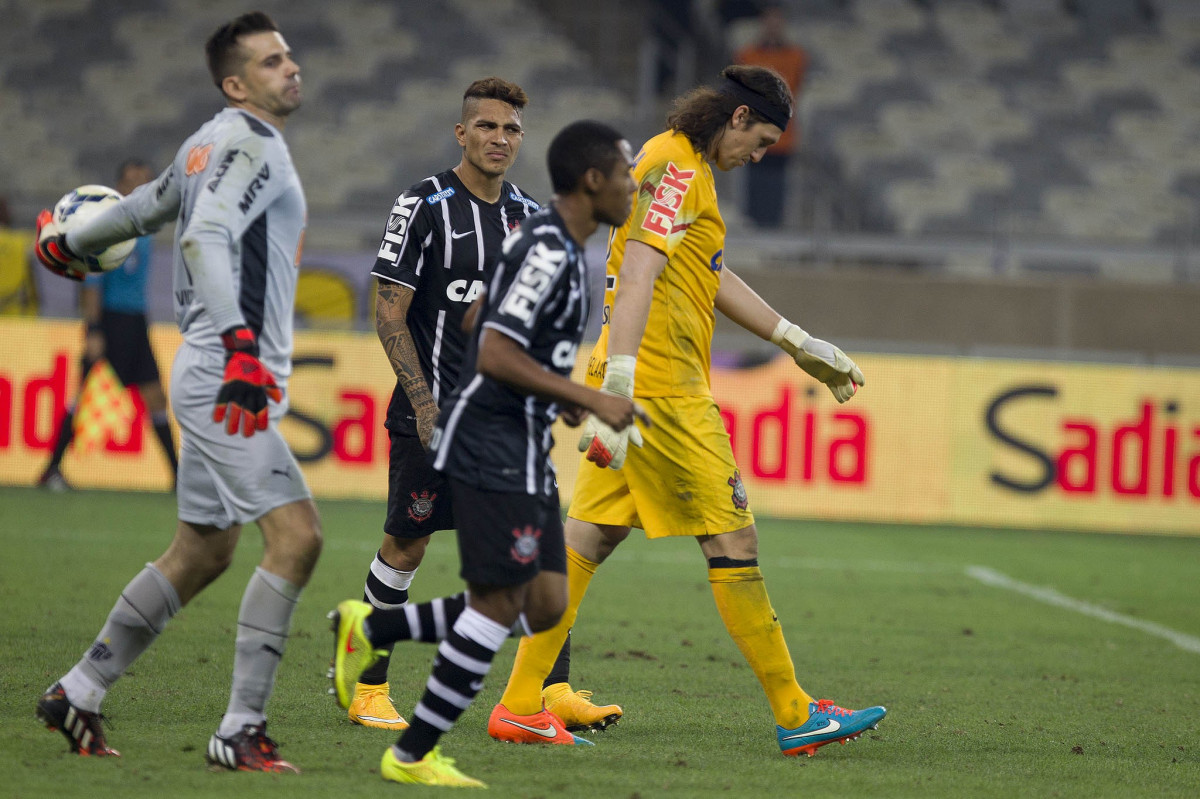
[171,342,310,529]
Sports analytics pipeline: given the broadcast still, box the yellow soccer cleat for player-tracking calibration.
[328,600,384,710]
[349,682,409,730]
[541,683,622,732]
[380,745,486,788]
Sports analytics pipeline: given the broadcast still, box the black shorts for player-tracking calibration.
[384,431,455,538]
[100,310,160,388]
[450,478,565,588]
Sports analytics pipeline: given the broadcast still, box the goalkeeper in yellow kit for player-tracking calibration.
[488,64,886,757]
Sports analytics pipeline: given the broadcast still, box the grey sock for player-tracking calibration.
[61,563,180,712]
[218,567,300,737]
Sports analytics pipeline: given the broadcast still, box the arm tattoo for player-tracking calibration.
[376,282,438,434]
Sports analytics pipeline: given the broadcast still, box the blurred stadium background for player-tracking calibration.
[2,0,1199,536]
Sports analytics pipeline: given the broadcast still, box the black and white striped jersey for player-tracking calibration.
[431,204,591,498]
[370,169,539,436]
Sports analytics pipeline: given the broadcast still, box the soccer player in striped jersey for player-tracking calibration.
[349,78,617,733]
[330,120,642,787]
[492,65,887,758]
[33,13,319,773]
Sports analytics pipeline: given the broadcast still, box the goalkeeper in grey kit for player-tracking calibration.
[33,12,321,773]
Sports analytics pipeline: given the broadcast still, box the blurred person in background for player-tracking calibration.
[734,4,807,228]
[37,159,178,491]
[0,196,39,315]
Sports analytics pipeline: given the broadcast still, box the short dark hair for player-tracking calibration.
[547,120,625,194]
[462,77,529,120]
[667,64,793,154]
[205,11,279,94]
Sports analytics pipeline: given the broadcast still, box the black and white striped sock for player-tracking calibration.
[393,606,508,762]
[366,592,467,647]
[360,551,417,685]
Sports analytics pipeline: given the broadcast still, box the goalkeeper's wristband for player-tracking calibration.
[770,319,809,359]
[221,325,259,355]
[601,354,636,399]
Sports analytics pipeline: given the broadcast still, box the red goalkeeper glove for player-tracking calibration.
[213,326,282,437]
[35,209,85,281]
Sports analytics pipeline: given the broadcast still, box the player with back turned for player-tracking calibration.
[490,64,888,758]
[33,12,321,773]
[330,120,643,787]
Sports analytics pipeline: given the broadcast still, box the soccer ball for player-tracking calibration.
[51,185,136,273]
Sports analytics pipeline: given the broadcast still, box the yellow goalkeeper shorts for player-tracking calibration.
[567,395,754,538]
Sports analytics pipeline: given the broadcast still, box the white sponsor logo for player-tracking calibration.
[377,195,421,264]
[552,340,577,370]
[447,278,484,303]
[499,242,564,323]
[451,229,474,239]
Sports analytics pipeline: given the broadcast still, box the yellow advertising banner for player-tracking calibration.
[2,317,1196,536]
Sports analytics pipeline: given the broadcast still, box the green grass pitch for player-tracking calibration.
[1,486,1197,797]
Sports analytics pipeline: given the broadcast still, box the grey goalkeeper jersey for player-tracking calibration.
[68,107,306,378]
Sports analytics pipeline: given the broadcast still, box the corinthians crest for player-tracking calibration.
[407,489,437,523]
[510,525,542,565]
[728,470,748,511]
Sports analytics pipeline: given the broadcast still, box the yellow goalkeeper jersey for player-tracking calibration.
[587,130,724,398]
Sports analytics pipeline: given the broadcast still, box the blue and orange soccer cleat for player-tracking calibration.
[777,699,886,757]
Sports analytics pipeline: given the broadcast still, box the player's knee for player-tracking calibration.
[523,605,565,634]
[381,534,428,571]
[523,589,567,633]
[295,522,323,570]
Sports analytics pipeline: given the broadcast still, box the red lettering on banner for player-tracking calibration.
[1190,429,1200,497]
[0,374,10,447]
[22,355,68,449]
[1162,423,1178,498]
[801,409,815,481]
[1057,421,1098,493]
[719,386,870,487]
[829,413,868,483]
[105,387,146,453]
[1111,402,1152,495]
[333,391,375,463]
[751,387,790,479]
[990,389,1200,502]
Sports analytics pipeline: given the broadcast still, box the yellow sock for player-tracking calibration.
[499,547,598,715]
[708,566,813,728]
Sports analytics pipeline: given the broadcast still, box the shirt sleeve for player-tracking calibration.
[178,132,288,335]
[625,150,699,260]
[483,232,568,348]
[369,188,437,291]
[69,165,181,253]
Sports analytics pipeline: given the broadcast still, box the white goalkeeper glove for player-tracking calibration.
[578,354,644,469]
[772,319,865,403]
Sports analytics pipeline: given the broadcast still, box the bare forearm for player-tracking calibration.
[607,240,666,358]
[375,281,437,427]
[714,266,782,341]
[478,329,601,412]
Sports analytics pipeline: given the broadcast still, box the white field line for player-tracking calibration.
[966,566,1200,655]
